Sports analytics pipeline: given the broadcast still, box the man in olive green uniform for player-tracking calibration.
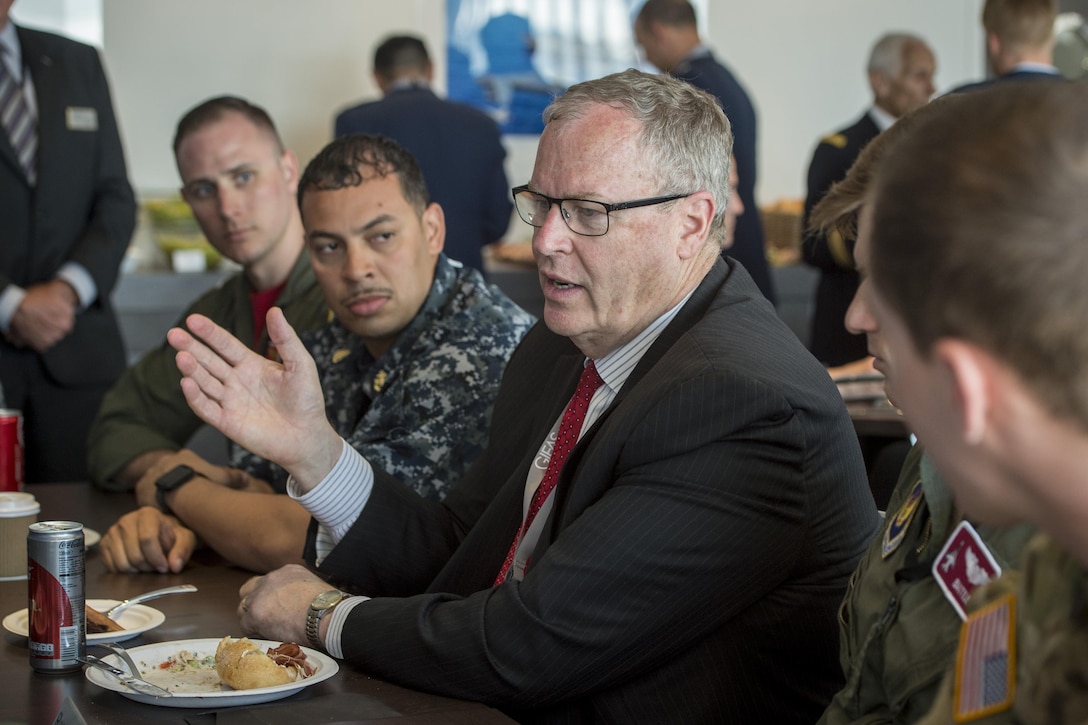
[858,81,1088,724]
[86,97,328,491]
[808,96,1034,725]
[821,446,1033,723]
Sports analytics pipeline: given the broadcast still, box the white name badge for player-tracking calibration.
[65,106,98,131]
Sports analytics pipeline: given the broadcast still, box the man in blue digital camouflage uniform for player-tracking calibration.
[99,134,534,575]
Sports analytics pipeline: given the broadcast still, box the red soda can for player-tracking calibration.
[28,521,85,673]
[0,409,24,492]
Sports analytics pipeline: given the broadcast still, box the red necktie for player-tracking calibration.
[494,361,604,584]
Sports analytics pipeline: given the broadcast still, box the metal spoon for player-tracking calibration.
[104,584,198,620]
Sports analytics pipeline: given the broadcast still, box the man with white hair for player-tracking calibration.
[801,32,936,367]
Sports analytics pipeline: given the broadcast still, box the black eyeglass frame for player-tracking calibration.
[511,184,692,237]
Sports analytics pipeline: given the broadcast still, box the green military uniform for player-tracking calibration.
[86,252,328,489]
[819,445,1035,724]
[917,533,1088,724]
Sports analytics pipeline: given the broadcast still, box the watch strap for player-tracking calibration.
[155,486,171,515]
[154,464,197,515]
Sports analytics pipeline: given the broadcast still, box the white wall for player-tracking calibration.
[21,0,986,204]
[99,0,445,196]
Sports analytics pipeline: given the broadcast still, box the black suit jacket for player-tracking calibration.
[334,87,511,274]
[309,258,878,723]
[801,112,881,366]
[674,52,776,305]
[0,26,135,386]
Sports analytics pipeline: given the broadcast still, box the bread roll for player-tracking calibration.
[215,636,295,690]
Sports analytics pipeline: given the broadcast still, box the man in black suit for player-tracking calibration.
[634,0,776,305]
[802,33,936,367]
[170,69,878,723]
[950,0,1060,94]
[334,35,511,275]
[0,1,135,482]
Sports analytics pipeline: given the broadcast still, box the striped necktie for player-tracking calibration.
[0,55,37,185]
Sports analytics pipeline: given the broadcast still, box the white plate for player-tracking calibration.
[84,638,338,708]
[2,598,165,643]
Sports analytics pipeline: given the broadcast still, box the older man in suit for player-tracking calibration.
[169,69,877,723]
[0,0,135,482]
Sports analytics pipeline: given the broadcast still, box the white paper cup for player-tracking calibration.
[0,492,40,579]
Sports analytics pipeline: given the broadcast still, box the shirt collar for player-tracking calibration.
[1008,61,1060,76]
[387,78,430,92]
[868,105,897,132]
[590,288,696,395]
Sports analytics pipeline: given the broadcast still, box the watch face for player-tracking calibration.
[313,590,343,609]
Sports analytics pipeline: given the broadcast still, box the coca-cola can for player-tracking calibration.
[28,521,85,673]
[0,409,24,492]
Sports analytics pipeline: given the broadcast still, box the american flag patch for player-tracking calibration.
[953,593,1016,722]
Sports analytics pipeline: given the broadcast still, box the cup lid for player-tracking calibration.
[0,492,40,517]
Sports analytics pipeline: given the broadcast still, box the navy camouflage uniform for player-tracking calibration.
[233,255,535,500]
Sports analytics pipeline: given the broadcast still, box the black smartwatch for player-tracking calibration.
[154,464,196,514]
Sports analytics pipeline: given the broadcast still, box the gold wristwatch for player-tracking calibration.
[305,589,345,651]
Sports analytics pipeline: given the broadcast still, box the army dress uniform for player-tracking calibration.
[819,445,1035,724]
[232,254,535,501]
[917,533,1088,724]
[802,111,882,366]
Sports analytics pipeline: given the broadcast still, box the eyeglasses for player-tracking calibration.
[511,185,691,237]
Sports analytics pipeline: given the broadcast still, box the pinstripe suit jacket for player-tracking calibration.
[310,257,879,724]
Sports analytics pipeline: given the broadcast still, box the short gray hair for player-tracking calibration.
[868,33,928,77]
[543,69,733,244]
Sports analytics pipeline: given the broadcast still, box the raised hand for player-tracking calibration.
[168,307,344,490]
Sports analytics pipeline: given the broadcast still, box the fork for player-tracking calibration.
[82,650,172,698]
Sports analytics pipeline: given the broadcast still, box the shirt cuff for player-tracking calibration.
[324,595,369,658]
[57,262,97,310]
[0,285,26,334]
[287,439,374,562]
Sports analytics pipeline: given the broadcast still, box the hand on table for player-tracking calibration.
[100,507,198,574]
[238,564,334,644]
[168,309,343,491]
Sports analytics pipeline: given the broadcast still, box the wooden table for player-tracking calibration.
[0,484,513,725]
